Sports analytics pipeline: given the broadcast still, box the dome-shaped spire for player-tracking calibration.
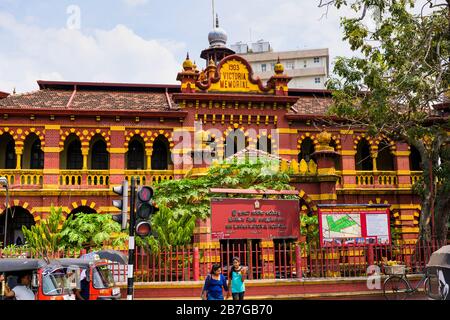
[274,56,284,74]
[183,52,194,71]
[208,14,228,48]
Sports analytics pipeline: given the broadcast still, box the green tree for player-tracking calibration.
[142,159,295,249]
[319,0,450,241]
[60,213,128,250]
[22,206,66,258]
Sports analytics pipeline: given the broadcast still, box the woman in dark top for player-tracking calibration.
[201,264,229,300]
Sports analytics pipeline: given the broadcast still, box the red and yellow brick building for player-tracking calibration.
[0,25,428,248]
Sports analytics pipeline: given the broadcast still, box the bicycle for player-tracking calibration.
[382,264,443,300]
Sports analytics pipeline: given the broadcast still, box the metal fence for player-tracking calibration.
[1,240,447,283]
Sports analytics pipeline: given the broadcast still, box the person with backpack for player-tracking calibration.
[201,264,229,300]
[226,257,247,300]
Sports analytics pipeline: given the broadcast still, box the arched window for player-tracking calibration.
[298,138,314,163]
[67,139,83,170]
[225,130,247,158]
[409,146,422,171]
[5,139,16,169]
[91,139,109,170]
[23,136,44,170]
[257,136,272,154]
[330,140,341,170]
[127,138,145,170]
[376,140,395,171]
[151,136,172,170]
[355,139,373,171]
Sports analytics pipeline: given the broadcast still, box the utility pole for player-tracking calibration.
[0,177,9,248]
[127,177,136,300]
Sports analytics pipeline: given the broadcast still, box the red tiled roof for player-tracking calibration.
[0,91,9,99]
[290,96,333,115]
[0,88,178,112]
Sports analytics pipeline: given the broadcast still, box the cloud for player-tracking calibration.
[122,0,149,7]
[0,11,182,93]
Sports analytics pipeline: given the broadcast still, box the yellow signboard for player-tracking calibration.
[208,59,265,93]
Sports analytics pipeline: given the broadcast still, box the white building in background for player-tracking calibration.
[233,40,329,89]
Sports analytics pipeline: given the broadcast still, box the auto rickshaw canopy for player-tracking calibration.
[427,245,450,269]
[0,259,47,273]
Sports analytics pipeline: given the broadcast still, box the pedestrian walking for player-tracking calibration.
[226,257,247,300]
[201,264,229,300]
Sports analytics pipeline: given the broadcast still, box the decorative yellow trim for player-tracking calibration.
[173,127,195,132]
[99,206,120,213]
[110,169,126,174]
[341,170,357,175]
[309,194,337,201]
[109,148,127,153]
[42,147,61,153]
[340,150,357,156]
[43,169,60,174]
[42,184,60,189]
[276,128,298,134]
[193,227,211,233]
[392,151,411,157]
[398,184,413,188]
[44,125,61,130]
[390,204,421,210]
[397,170,412,175]
[340,130,354,135]
[278,149,298,155]
[340,184,357,188]
[401,227,419,233]
[318,168,336,175]
[110,126,126,131]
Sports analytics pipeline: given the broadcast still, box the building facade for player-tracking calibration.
[0,22,431,250]
[233,40,329,89]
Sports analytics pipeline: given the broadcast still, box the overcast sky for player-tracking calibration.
[0,0,357,93]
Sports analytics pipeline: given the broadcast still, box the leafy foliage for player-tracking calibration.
[21,206,128,256]
[21,206,66,258]
[60,213,128,250]
[140,159,296,250]
[319,0,450,240]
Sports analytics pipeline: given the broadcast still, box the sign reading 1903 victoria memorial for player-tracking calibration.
[211,198,300,240]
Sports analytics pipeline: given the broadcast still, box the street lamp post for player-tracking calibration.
[0,177,10,248]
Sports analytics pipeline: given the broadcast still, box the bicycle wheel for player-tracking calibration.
[383,276,410,300]
[424,274,443,300]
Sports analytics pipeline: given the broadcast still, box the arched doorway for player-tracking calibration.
[0,207,35,247]
[151,135,172,170]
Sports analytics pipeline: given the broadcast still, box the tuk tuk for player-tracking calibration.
[57,250,126,300]
[0,258,78,300]
[426,245,450,300]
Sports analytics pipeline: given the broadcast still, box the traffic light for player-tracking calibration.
[112,180,129,230]
[135,186,157,237]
